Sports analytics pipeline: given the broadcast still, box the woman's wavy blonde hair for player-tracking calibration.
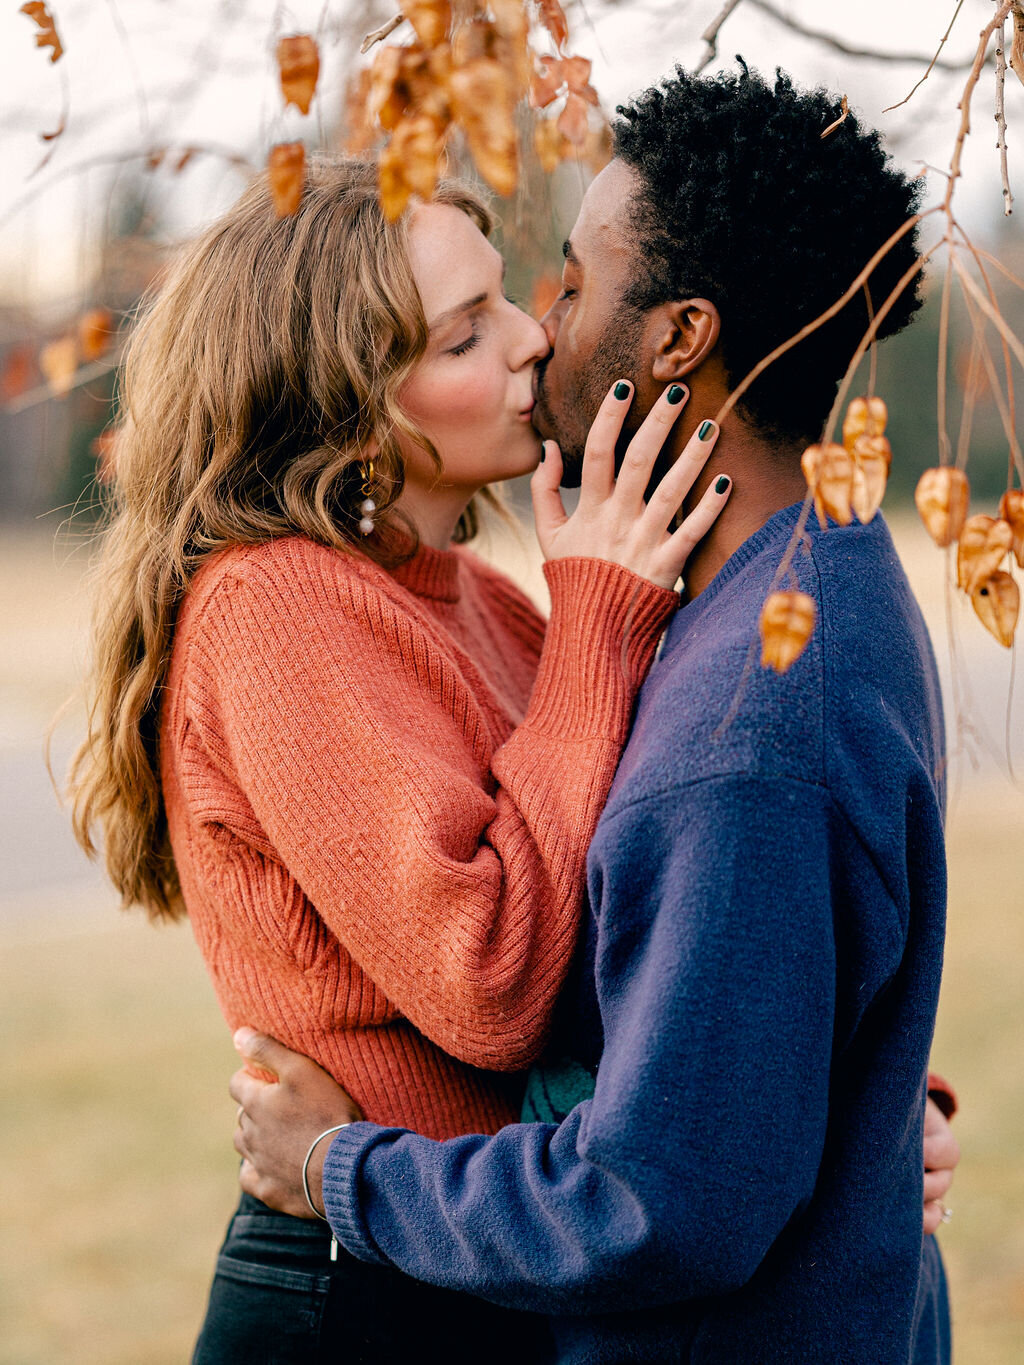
[69,155,496,922]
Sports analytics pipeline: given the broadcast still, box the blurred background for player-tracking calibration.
[2,1,1022,1360]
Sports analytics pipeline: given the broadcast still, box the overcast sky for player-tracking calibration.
[0,0,1019,312]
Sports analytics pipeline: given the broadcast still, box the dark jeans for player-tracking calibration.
[192,1192,552,1364]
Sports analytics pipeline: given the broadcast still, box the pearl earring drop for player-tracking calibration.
[358,460,376,536]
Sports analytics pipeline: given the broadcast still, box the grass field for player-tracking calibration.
[1,518,1022,1363]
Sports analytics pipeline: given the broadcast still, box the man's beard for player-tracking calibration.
[533,307,649,489]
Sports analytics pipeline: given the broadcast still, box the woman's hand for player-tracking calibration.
[922,1094,960,1236]
[532,381,731,591]
[230,1028,362,1220]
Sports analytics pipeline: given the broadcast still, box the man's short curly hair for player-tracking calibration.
[613,63,924,442]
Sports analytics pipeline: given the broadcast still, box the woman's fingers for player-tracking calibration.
[578,380,636,504]
[642,418,720,535]
[611,383,690,508]
[658,471,733,581]
[531,441,567,557]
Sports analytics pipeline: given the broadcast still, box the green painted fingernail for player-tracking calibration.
[667,384,685,405]
[715,475,730,494]
[699,421,715,441]
[614,381,630,400]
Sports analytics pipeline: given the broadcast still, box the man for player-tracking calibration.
[231,66,958,1361]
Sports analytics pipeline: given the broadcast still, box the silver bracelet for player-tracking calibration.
[302,1123,350,1221]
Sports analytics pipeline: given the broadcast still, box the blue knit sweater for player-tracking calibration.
[322,504,951,1363]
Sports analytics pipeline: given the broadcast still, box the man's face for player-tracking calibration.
[532,159,651,487]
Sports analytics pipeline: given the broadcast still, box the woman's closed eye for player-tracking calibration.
[448,327,480,357]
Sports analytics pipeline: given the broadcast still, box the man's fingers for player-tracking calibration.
[531,442,567,555]
[579,380,634,504]
[234,1027,301,1082]
[612,384,689,508]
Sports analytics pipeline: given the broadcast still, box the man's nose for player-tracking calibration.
[539,304,560,349]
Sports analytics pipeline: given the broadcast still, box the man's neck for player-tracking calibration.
[677,420,808,602]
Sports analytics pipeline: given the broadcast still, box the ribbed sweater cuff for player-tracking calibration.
[321,1122,393,1266]
[528,558,678,740]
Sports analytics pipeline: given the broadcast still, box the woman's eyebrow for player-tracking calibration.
[427,260,507,332]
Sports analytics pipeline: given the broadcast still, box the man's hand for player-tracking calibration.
[922,1094,960,1236]
[230,1028,362,1220]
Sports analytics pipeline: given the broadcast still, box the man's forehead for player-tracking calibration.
[567,159,637,265]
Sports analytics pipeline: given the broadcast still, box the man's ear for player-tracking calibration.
[650,298,721,382]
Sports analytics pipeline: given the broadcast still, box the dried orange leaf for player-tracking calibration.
[584,119,613,173]
[801,442,854,529]
[850,434,891,524]
[370,42,449,133]
[970,569,1019,647]
[449,58,518,197]
[1011,2,1024,92]
[914,467,970,548]
[557,91,590,147]
[394,114,446,200]
[39,335,77,396]
[404,0,451,49]
[998,488,1024,568]
[277,35,320,116]
[534,115,571,172]
[842,394,888,452]
[379,142,414,222]
[268,142,305,218]
[530,57,563,109]
[957,514,1013,594]
[78,307,114,361]
[20,2,62,63]
[537,0,569,51]
[760,591,817,673]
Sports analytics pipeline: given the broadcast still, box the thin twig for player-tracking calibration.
[745,0,977,72]
[954,329,984,470]
[884,0,968,113]
[958,283,1024,479]
[937,250,954,465]
[694,0,747,75]
[863,284,877,397]
[103,0,150,141]
[361,13,404,55]
[953,220,1019,465]
[943,2,1015,211]
[821,244,942,448]
[995,19,1013,215]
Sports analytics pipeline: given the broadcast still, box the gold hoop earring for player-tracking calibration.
[357,460,376,537]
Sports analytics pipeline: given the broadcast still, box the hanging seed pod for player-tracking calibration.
[801,443,854,528]
[842,395,888,451]
[557,91,590,146]
[957,514,1013,594]
[379,114,446,218]
[759,591,817,673]
[277,35,320,115]
[850,434,892,524]
[998,488,1024,568]
[914,467,970,548]
[970,570,1019,647]
[268,142,305,217]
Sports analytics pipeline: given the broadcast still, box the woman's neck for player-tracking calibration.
[395,481,475,551]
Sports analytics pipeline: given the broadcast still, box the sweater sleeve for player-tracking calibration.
[319,776,866,1314]
[183,544,676,1073]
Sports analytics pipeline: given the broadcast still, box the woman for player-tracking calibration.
[69,156,729,1361]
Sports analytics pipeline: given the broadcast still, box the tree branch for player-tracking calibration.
[996,16,1013,215]
[694,0,747,75]
[747,0,976,72]
[884,0,968,112]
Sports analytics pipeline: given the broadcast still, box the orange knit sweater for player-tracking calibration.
[160,535,677,1140]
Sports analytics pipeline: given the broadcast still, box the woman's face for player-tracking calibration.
[398,203,549,502]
